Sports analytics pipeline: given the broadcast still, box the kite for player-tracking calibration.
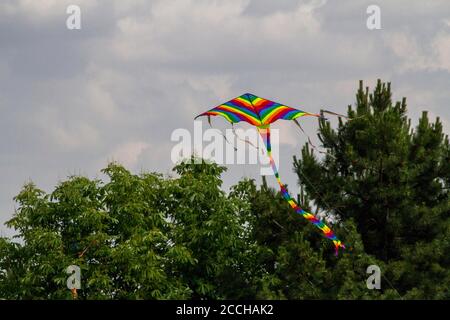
[195,93,345,255]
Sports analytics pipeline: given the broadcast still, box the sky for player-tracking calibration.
[1,0,449,237]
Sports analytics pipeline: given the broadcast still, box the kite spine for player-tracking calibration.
[257,126,345,255]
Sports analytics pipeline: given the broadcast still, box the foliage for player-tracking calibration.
[293,80,449,299]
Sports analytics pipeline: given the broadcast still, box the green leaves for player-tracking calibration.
[0,160,257,299]
[294,80,450,299]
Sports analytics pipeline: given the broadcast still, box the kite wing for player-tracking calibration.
[195,93,318,127]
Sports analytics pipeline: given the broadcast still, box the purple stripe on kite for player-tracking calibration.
[257,100,277,111]
[272,108,297,120]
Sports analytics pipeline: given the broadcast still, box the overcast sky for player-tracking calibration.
[1,0,449,237]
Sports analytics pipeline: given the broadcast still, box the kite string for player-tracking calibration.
[320,109,349,120]
[320,109,367,121]
[231,124,261,152]
[207,115,237,151]
[257,126,345,255]
[293,119,333,159]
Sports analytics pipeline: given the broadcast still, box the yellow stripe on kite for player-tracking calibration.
[219,105,261,125]
[209,111,233,123]
[291,112,308,120]
[235,97,252,108]
[303,212,315,219]
[252,97,264,106]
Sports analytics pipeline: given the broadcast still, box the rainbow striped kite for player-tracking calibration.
[196,93,345,255]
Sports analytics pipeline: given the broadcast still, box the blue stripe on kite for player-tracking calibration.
[282,110,301,119]
[242,93,257,102]
[259,103,281,118]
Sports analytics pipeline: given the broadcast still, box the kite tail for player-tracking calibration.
[257,126,345,256]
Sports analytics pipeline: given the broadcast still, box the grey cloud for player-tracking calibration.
[0,0,449,236]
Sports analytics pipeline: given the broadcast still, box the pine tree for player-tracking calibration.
[293,80,450,298]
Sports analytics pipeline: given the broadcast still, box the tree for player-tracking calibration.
[0,160,257,299]
[294,80,450,298]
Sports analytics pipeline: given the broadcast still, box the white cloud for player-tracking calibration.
[432,32,450,72]
[384,27,450,73]
[36,106,100,150]
[1,0,450,236]
[111,0,325,63]
[1,0,99,20]
[184,75,236,106]
[83,66,125,120]
[259,0,326,39]
[108,141,150,168]
[383,32,432,72]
